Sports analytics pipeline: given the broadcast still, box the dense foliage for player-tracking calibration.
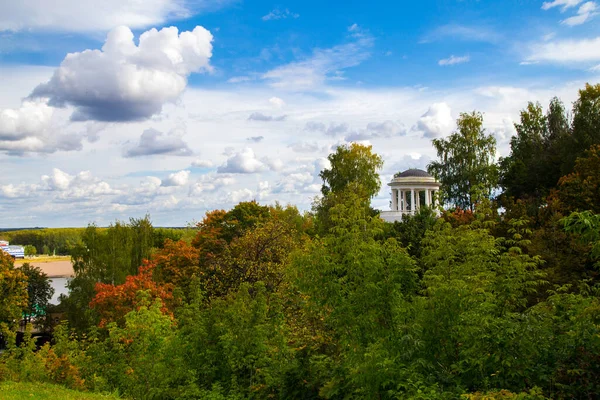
[1,83,600,399]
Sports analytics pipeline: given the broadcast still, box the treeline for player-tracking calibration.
[0,83,599,399]
[0,226,190,255]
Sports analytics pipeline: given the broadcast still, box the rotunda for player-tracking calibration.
[380,169,441,222]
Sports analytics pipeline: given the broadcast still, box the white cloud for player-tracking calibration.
[227,76,252,83]
[189,173,235,195]
[269,97,285,108]
[414,103,454,138]
[304,121,327,132]
[191,159,214,168]
[262,157,284,171]
[422,24,501,44]
[161,170,190,187]
[542,0,583,11]
[124,128,193,157]
[39,168,117,199]
[526,36,600,64]
[262,25,373,90]
[29,25,213,122]
[0,99,85,154]
[217,148,266,173]
[289,141,320,153]
[248,112,287,121]
[229,188,254,203]
[0,0,229,32]
[438,55,470,66]
[561,1,598,25]
[262,8,300,21]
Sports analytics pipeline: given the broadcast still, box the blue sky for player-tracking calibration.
[0,0,599,227]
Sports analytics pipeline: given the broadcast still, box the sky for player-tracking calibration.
[1,0,599,228]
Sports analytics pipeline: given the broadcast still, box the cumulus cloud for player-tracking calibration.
[247,136,264,142]
[40,168,117,199]
[438,55,470,66]
[542,0,583,11]
[217,148,266,173]
[0,100,85,155]
[0,0,232,32]
[124,128,193,157]
[247,112,287,121]
[161,170,190,187]
[561,1,598,25]
[262,157,284,171]
[414,103,454,138]
[269,97,285,108]
[229,188,254,203]
[29,25,213,122]
[262,8,300,21]
[189,173,235,195]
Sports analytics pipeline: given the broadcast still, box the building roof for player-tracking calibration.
[394,168,432,178]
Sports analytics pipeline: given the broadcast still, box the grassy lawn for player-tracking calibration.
[0,381,120,399]
[14,256,71,264]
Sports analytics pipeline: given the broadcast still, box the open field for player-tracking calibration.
[14,255,71,264]
[0,381,120,399]
[14,257,74,278]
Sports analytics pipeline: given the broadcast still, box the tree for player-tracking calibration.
[499,98,571,208]
[428,111,498,211]
[0,252,28,337]
[65,216,155,331]
[555,144,600,214]
[319,143,383,199]
[23,245,36,257]
[90,262,176,328]
[567,83,600,172]
[19,263,54,329]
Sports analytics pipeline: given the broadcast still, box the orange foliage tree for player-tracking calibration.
[152,239,200,295]
[89,261,176,328]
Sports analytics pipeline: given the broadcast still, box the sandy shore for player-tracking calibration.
[15,259,74,278]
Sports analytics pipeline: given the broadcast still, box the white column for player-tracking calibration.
[425,189,430,207]
[411,188,415,214]
[399,190,404,211]
[391,189,398,211]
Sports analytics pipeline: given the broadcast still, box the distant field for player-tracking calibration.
[14,257,74,278]
[14,255,71,264]
[0,381,120,399]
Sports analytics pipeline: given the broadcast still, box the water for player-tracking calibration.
[49,277,70,305]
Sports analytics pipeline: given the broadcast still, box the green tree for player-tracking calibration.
[23,245,37,257]
[0,252,28,338]
[567,83,600,171]
[19,263,54,329]
[315,144,383,234]
[428,111,498,211]
[64,216,155,331]
[555,144,600,215]
[319,143,383,199]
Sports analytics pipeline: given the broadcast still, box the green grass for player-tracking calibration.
[0,381,120,399]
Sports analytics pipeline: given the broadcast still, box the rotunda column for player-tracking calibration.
[391,189,398,211]
[411,188,415,213]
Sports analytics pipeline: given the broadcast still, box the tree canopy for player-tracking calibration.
[428,111,498,210]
